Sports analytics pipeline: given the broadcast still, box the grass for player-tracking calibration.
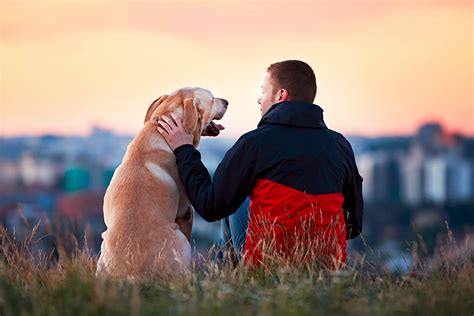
[0,218,472,316]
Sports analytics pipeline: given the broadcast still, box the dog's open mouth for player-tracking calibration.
[202,120,225,136]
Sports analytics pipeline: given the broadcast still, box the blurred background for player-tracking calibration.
[1,0,473,271]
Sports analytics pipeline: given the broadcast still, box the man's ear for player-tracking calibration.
[182,97,199,133]
[278,89,289,102]
[144,95,167,124]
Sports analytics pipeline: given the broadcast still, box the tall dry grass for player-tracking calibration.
[0,212,472,316]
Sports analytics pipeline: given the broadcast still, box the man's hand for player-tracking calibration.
[155,113,193,151]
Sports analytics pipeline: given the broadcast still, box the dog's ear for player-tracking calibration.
[182,97,199,133]
[191,110,208,147]
[144,95,167,124]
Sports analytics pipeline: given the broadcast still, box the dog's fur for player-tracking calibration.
[96,87,228,280]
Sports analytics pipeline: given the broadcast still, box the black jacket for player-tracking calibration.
[174,100,363,239]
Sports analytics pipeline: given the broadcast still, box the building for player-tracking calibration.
[400,146,425,206]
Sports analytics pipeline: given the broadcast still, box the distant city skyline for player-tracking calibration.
[1,120,473,139]
[1,0,473,137]
[2,121,473,199]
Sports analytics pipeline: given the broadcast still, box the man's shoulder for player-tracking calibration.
[224,128,269,156]
[326,127,345,138]
[235,127,267,144]
[326,128,354,151]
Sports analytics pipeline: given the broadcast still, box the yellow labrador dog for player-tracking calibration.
[96,87,228,280]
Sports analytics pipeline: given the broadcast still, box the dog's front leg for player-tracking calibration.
[176,206,193,243]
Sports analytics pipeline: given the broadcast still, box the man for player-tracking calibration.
[156,60,363,268]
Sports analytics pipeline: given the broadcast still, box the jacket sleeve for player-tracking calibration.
[174,135,257,222]
[340,138,364,239]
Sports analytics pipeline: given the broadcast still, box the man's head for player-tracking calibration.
[258,60,317,116]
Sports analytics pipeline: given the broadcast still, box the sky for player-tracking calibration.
[1,0,473,138]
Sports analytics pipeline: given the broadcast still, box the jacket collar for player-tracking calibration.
[258,100,327,129]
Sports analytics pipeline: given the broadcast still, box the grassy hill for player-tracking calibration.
[0,224,472,316]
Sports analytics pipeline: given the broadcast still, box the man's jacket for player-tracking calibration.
[174,100,363,266]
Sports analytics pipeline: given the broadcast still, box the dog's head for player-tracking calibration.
[144,87,228,147]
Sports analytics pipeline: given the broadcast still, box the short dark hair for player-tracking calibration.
[267,60,317,103]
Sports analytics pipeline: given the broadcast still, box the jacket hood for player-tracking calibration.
[258,100,327,129]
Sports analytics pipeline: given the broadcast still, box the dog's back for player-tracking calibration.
[97,126,191,280]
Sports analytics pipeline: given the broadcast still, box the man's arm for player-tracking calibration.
[174,135,257,222]
[156,113,258,222]
[340,138,364,239]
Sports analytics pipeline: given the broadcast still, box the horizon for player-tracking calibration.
[1,115,473,139]
[2,120,473,139]
[1,0,473,138]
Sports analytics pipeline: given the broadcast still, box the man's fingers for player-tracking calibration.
[162,115,177,128]
[157,121,172,133]
[156,126,168,135]
[170,113,183,128]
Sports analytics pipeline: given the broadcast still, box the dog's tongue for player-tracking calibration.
[202,121,225,136]
[210,121,225,130]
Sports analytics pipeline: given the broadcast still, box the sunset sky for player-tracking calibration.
[1,0,473,138]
